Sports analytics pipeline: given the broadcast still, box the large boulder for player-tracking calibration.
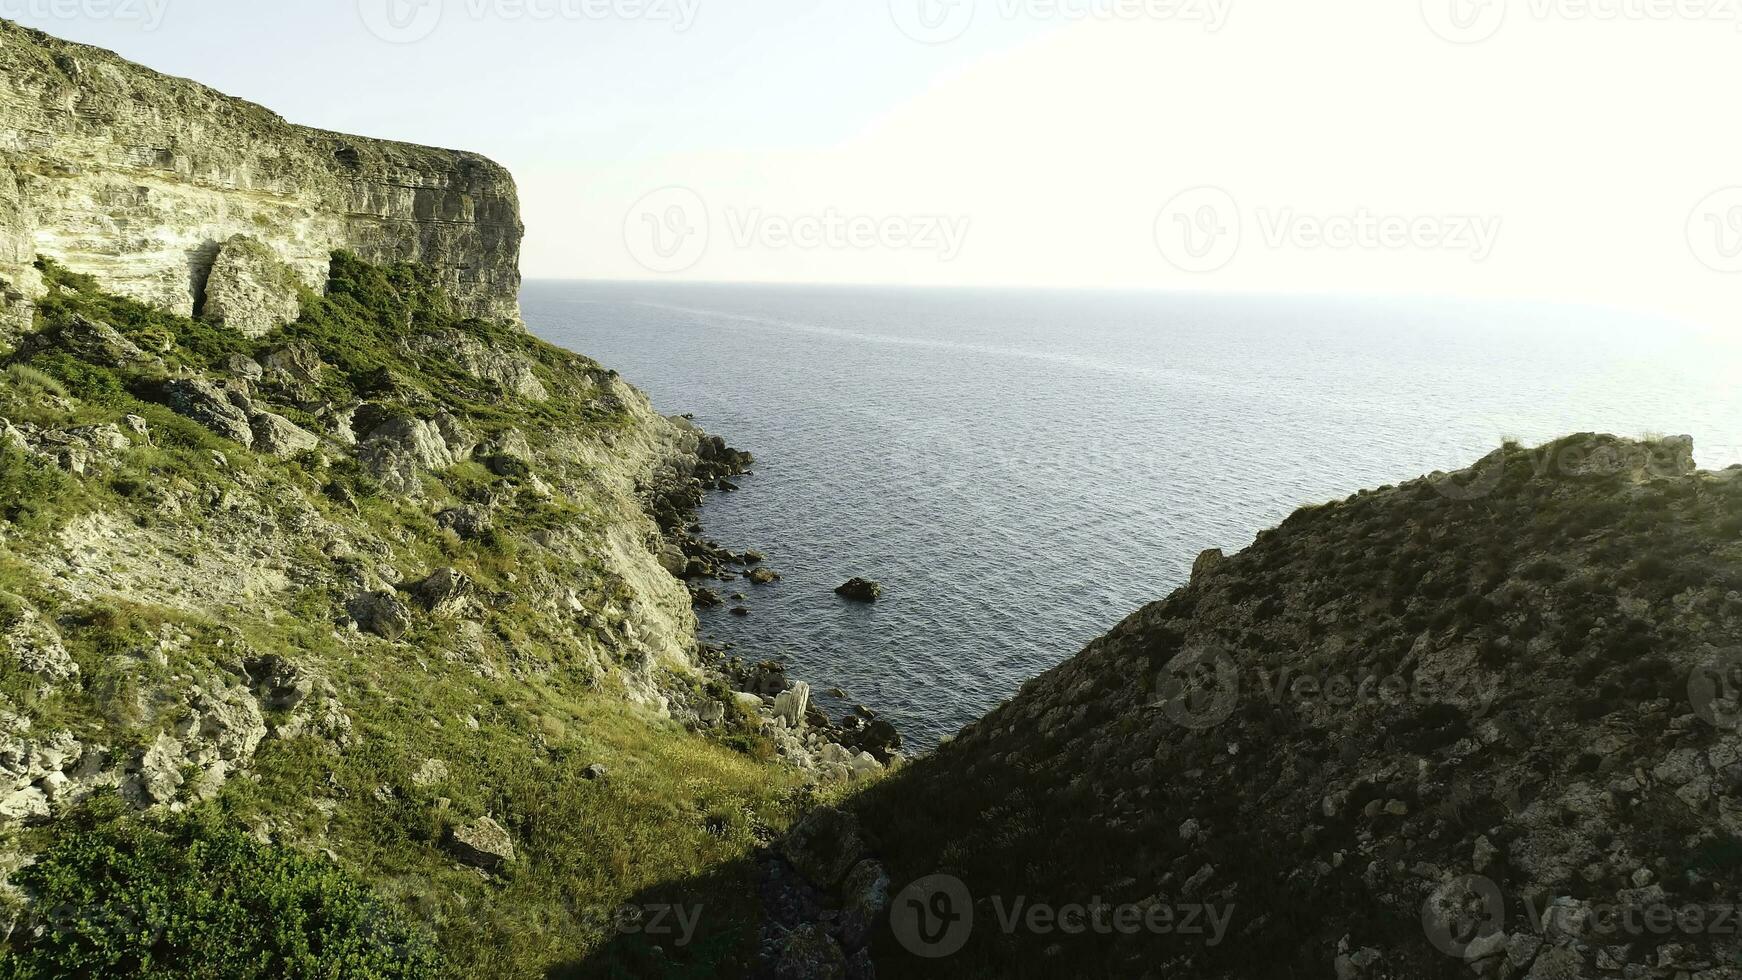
[834,578,882,603]
[244,655,313,711]
[445,816,516,871]
[774,924,847,980]
[261,341,325,385]
[838,859,890,951]
[358,411,473,493]
[48,314,157,369]
[200,235,303,338]
[773,682,811,728]
[780,807,866,889]
[164,378,253,447]
[411,329,548,401]
[348,590,412,640]
[3,605,79,684]
[249,410,319,457]
[414,567,474,617]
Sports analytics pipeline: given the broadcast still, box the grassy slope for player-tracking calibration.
[0,257,799,976]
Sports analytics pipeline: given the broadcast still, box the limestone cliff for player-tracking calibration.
[0,18,523,346]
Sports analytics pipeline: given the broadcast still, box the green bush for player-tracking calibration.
[0,443,75,531]
[0,799,444,979]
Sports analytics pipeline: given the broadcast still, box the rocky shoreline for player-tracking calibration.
[645,421,906,784]
[642,425,903,976]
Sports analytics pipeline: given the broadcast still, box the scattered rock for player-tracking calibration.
[249,410,319,457]
[47,314,157,369]
[164,377,254,447]
[348,590,412,640]
[834,578,882,603]
[445,816,516,871]
[774,923,846,980]
[748,567,781,585]
[582,763,608,781]
[437,504,493,541]
[411,758,449,788]
[414,567,473,617]
[4,606,79,684]
[774,682,811,728]
[244,655,313,710]
[780,807,866,889]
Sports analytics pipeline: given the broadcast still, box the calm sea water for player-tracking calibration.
[524,283,1742,746]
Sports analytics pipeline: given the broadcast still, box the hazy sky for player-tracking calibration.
[7,0,1741,330]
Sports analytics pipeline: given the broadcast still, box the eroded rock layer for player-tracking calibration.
[0,17,523,346]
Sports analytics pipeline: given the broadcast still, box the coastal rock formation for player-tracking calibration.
[835,578,883,603]
[855,434,1742,979]
[0,18,523,349]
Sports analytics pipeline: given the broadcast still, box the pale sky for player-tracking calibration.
[8,0,1741,330]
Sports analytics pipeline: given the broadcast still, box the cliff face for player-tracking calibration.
[851,435,1742,980]
[0,18,524,344]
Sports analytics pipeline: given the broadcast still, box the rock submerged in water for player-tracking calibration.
[834,578,882,603]
[748,567,781,585]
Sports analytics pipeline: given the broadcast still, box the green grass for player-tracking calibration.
[0,253,802,977]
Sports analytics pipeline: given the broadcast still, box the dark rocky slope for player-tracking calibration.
[845,435,1742,979]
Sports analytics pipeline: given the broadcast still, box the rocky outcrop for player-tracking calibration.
[446,816,516,871]
[854,434,1742,979]
[834,578,883,603]
[199,235,304,338]
[0,17,523,348]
